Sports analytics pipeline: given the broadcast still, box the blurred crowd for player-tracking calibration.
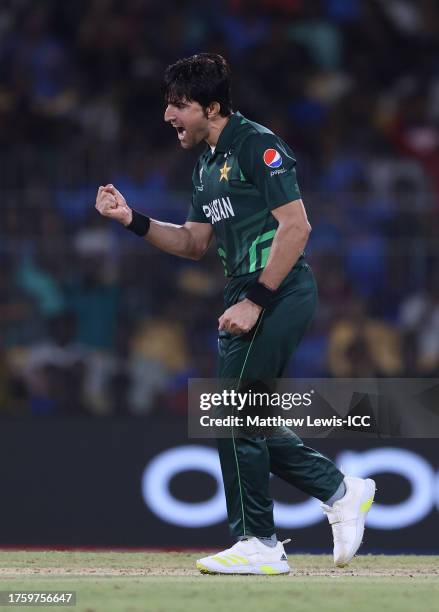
[0,0,438,417]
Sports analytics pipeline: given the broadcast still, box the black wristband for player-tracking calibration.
[246,281,276,309]
[126,209,150,237]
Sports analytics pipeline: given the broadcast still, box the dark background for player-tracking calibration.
[0,421,437,552]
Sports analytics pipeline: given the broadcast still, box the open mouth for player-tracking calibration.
[175,126,186,140]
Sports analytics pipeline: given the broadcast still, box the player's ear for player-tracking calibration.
[207,102,221,119]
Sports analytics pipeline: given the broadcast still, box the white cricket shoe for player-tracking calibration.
[322,476,376,567]
[196,537,291,575]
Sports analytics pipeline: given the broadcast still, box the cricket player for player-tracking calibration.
[95,53,376,575]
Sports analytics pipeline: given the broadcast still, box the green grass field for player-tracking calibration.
[0,551,438,612]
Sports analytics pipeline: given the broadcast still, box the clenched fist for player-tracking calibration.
[95,184,132,226]
[218,299,262,335]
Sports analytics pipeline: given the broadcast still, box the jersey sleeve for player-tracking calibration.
[186,191,209,223]
[238,133,301,210]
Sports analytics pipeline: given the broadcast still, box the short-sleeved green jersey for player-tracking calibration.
[187,111,304,277]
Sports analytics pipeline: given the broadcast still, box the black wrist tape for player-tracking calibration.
[246,282,276,309]
[126,209,150,237]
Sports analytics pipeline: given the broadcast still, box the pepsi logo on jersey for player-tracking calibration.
[263,148,283,168]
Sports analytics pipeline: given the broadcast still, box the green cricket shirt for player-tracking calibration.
[187,111,304,277]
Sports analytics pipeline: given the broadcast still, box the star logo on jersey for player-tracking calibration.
[263,148,283,168]
[219,161,231,181]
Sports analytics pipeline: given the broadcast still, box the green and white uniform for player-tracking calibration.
[188,111,302,277]
[188,112,343,539]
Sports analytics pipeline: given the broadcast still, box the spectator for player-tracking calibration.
[328,295,403,377]
[399,268,439,376]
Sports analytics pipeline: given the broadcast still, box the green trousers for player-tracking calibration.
[217,261,344,538]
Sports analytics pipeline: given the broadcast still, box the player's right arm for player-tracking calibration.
[95,184,213,261]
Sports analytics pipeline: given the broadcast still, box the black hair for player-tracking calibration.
[163,53,232,117]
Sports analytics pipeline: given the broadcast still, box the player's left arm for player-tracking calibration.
[257,198,311,290]
[219,133,310,335]
[218,200,310,334]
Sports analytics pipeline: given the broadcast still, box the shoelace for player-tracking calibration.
[225,537,292,556]
[221,537,292,556]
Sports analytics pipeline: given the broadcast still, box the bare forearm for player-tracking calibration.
[96,186,211,260]
[145,219,201,259]
[258,225,310,290]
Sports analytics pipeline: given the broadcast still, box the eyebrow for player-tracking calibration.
[165,100,190,111]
